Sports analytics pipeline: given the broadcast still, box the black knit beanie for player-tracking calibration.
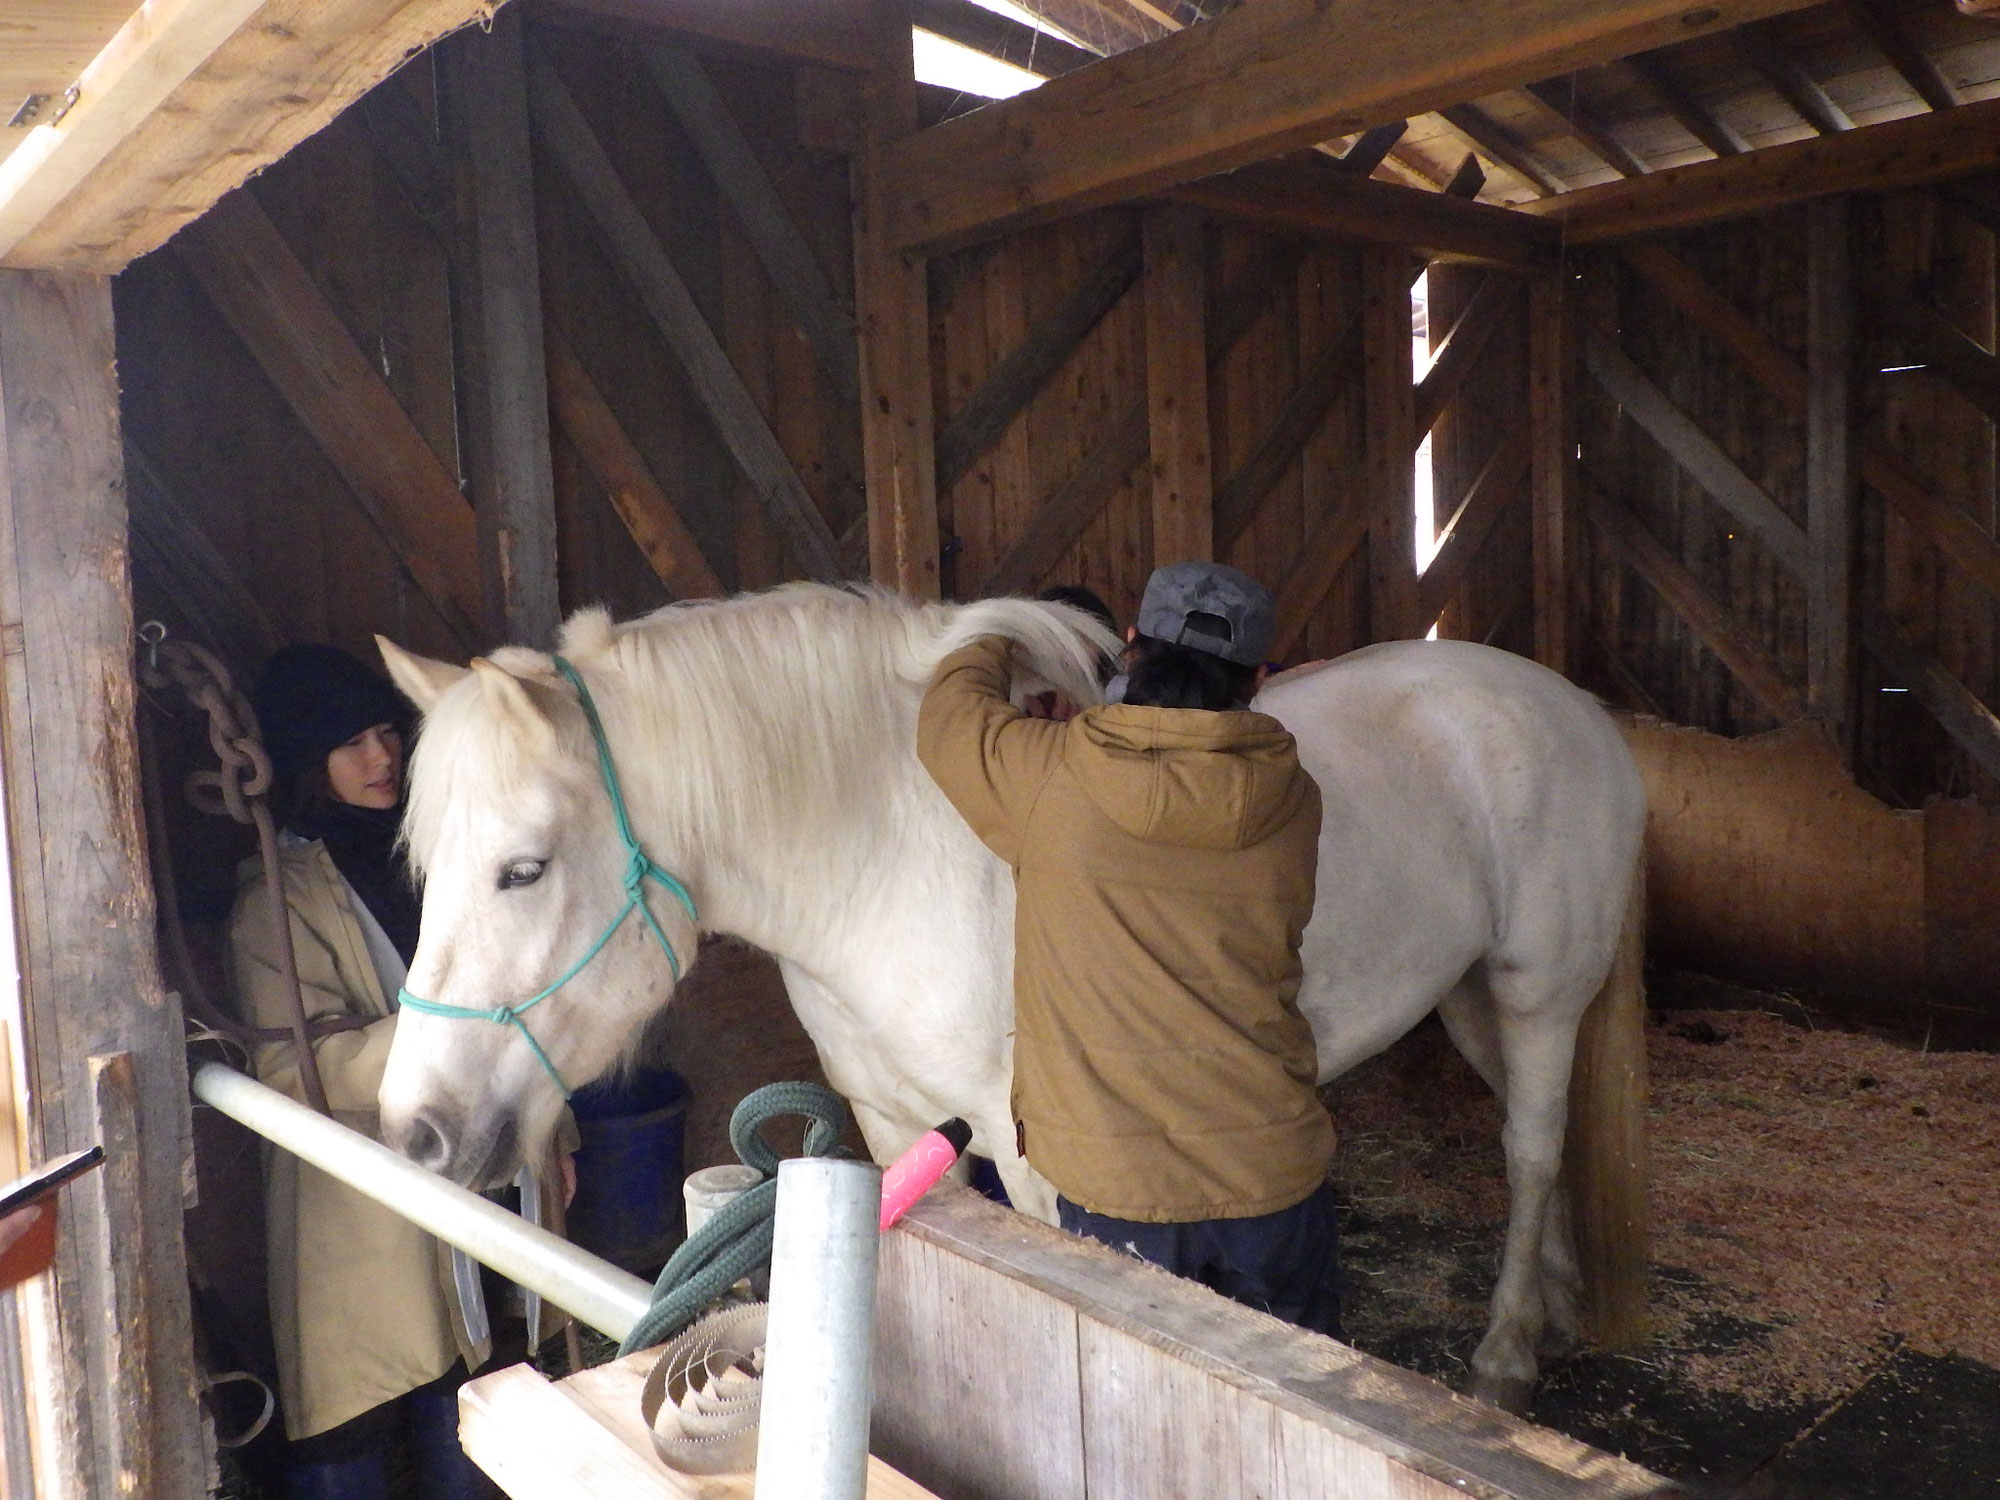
[251,643,410,787]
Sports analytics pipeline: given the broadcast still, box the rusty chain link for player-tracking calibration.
[140,624,369,1115]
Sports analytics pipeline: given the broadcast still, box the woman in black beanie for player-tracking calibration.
[228,643,496,1500]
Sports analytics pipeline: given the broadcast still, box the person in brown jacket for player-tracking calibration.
[918,562,1341,1336]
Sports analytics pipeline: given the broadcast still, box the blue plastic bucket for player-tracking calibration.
[564,1067,691,1274]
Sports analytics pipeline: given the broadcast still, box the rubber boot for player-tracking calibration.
[408,1378,501,1500]
[281,1448,389,1500]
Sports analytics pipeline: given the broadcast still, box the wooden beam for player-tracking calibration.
[1444,152,1489,199]
[0,270,206,1498]
[174,190,481,643]
[1579,471,1805,721]
[1142,203,1212,563]
[934,229,1142,495]
[1438,104,1566,197]
[1892,289,2000,425]
[1528,275,1572,672]
[1536,95,2000,242]
[124,443,283,673]
[1624,50,1748,158]
[1582,327,1809,578]
[910,0,1099,77]
[977,247,1289,596]
[1618,238,1807,405]
[1412,273,1518,441]
[1213,314,1364,553]
[1846,0,1959,112]
[545,337,728,602]
[1362,244,1419,641]
[980,408,1149,596]
[1166,162,1558,271]
[1860,605,2000,782]
[0,0,493,272]
[881,0,1817,251]
[1336,122,1410,177]
[545,0,875,70]
[1621,235,2000,606]
[854,0,941,596]
[645,45,861,411]
[1805,195,1855,735]
[1729,23,1853,135]
[1271,498,1373,660]
[527,45,845,583]
[1420,426,1531,627]
[1525,80,1648,178]
[445,11,561,649]
[1015,0,1160,55]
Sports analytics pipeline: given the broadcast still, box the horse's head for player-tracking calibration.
[374,631,696,1188]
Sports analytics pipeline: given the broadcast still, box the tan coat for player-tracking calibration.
[917,638,1334,1223]
[229,837,482,1440]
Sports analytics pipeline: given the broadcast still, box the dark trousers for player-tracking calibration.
[284,1362,498,1500]
[1057,1181,1343,1340]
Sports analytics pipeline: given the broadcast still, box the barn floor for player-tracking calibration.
[1325,975,2000,1498]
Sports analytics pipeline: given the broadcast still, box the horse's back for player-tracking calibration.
[1255,640,1644,1076]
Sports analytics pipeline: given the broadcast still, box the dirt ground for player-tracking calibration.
[1325,975,2000,1499]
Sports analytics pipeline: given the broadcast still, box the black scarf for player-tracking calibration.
[295,800,422,966]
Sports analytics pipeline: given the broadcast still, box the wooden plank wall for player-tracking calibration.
[932,214,1432,659]
[1568,190,2000,810]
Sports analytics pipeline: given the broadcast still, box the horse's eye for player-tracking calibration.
[499,860,545,890]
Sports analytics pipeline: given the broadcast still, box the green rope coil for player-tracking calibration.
[617,1080,849,1357]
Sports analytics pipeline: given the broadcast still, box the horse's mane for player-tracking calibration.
[404,584,1117,877]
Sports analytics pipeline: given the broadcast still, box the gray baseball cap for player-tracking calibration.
[1135,561,1275,667]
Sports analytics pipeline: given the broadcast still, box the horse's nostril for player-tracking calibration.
[401,1114,449,1171]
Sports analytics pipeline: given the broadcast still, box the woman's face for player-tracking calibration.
[325,723,404,810]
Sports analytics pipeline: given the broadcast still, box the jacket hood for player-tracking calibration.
[1071,705,1309,849]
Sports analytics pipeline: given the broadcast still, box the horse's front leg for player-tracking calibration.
[1470,991,1581,1413]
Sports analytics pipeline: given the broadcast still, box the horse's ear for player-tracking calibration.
[470,657,557,753]
[377,636,469,712]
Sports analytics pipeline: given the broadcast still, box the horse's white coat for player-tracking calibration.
[377,585,1644,1405]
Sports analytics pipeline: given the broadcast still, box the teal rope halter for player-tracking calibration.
[397,655,697,1098]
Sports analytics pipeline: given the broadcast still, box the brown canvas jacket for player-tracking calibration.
[917,636,1333,1223]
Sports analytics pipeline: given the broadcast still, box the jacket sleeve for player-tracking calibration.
[916,637,1067,866]
[230,876,399,1116]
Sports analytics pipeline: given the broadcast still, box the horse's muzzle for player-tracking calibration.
[389,1108,520,1190]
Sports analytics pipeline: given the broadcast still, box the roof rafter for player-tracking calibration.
[1438,103,1568,196]
[882,0,1824,252]
[1625,49,1750,157]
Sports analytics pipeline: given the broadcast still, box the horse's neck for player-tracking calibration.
[627,635,978,983]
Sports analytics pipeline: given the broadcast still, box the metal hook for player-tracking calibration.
[138,619,168,674]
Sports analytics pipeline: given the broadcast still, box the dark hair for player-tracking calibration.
[1038,584,1119,638]
[1121,634,1259,712]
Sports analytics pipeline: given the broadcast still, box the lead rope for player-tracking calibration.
[629,1082,849,1475]
[397,655,697,1099]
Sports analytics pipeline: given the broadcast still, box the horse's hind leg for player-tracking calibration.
[1461,969,1587,1413]
[1437,981,1584,1354]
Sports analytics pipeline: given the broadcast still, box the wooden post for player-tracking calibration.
[445,10,562,648]
[0,270,204,1499]
[1142,203,1212,565]
[1529,274,1572,673]
[1806,195,1856,747]
[1361,245,1419,641]
[853,0,940,598]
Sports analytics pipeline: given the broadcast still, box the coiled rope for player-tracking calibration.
[619,1080,849,1358]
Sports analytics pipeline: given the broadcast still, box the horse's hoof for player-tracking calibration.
[1469,1374,1535,1414]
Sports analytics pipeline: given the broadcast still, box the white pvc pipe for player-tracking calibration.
[753,1157,881,1500]
[190,1062,651,1342]
[684,1163,764,1238]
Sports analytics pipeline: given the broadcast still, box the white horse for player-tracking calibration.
[375,584,1646,1409]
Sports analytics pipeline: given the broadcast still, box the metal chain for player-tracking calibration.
[139,624,367,1114]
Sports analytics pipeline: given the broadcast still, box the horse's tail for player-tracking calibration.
[908,595,1121,708]
[1565,853,1650,1349]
